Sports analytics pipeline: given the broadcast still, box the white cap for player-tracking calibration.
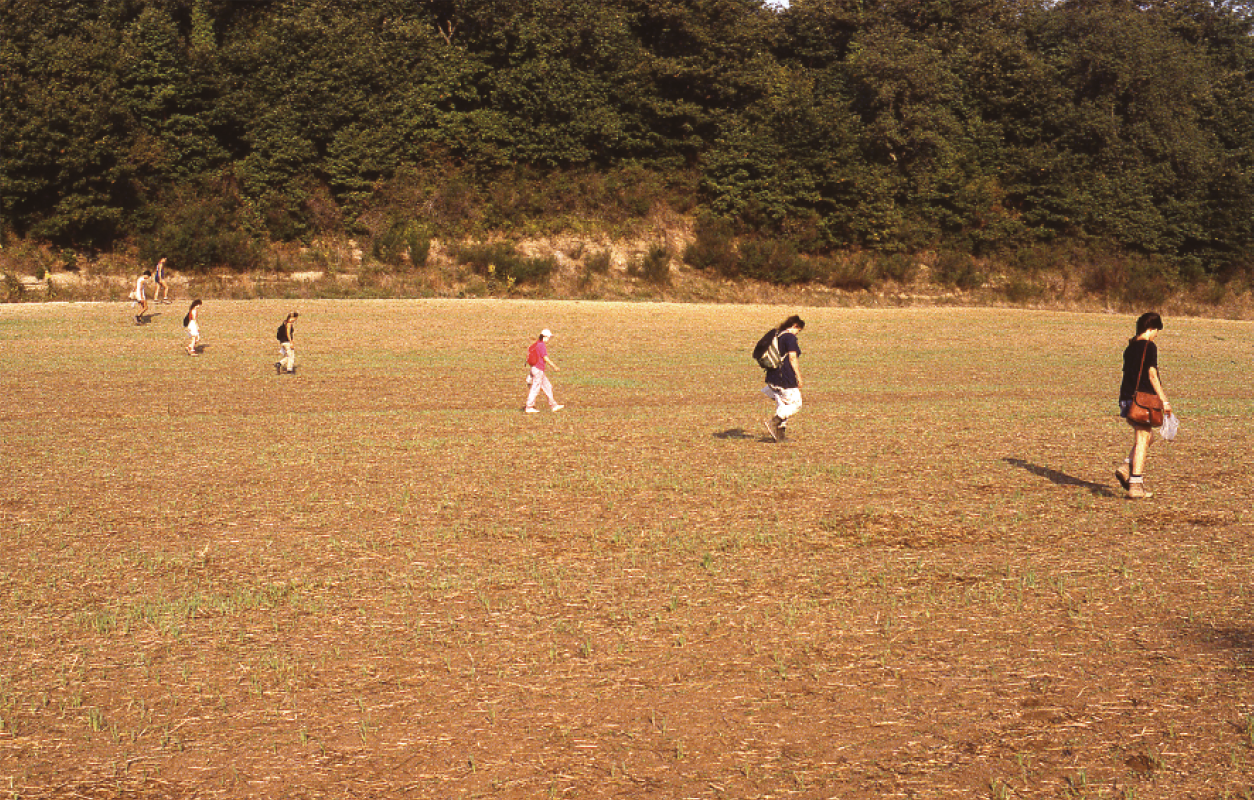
[541,329,553,338]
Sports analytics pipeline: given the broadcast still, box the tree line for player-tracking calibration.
[2,0,1252,283]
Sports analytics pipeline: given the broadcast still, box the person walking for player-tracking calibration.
[276,311,299,374]
[1116,312,1173,499]
[762,315,805,442]
[524,329,564,413]
[153,257,171,304]
[131,271,151,324]
[183,299,202,355]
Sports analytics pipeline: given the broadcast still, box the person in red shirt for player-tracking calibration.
[524,329,565,413]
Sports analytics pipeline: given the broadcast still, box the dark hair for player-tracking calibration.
[1133,312,1163,341]
[777,314,805,332]
[189,299,202,309]
[142,270,152,277]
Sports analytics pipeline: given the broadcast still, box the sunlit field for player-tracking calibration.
[2,299,1252,799]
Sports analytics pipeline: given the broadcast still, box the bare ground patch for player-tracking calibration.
[2,301,1253,798]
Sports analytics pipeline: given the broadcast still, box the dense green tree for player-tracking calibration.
[1,0,1251,273]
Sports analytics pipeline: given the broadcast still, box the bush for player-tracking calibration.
[1119,256,1173,308]
[629,244,672,285]
[585,250,612,275]
[933,250,983,290]
[454,242,554,286]
[1004,276,1045,303]
[737,239,814,285]
[371,220,431,268]
[143,190,263,271]
[824,254,876,291]
[877,252,917,283]
[684,215,738,275]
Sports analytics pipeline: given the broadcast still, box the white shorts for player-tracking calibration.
[187,321,200,337]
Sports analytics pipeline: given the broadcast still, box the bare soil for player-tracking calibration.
[1,300,1252,799]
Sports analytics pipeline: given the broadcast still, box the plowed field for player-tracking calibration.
[2,300,1252,798]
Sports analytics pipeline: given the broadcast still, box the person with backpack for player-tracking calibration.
[759,315,805,441]
[183,299,202,355]
[276,311,299,374]
[523,328,564,413]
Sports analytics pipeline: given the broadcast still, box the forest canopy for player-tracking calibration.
[1,0,1252,277]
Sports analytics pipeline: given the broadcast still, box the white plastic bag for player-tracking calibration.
[1159,413,1179,442]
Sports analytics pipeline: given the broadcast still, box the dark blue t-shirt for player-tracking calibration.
[765,331,801,388]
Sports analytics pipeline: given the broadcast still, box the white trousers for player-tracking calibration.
[761,385,802,422]
[279,342,296,371]
[526,366,555,408]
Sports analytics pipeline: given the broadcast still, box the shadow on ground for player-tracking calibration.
[1003,457,1118,498]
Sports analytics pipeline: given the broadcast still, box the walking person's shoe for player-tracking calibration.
[1127,479,1153,499]
[763,416,781,442]
[551,404,564,412]
[525,407,540,413]
[1114,462,1131,490]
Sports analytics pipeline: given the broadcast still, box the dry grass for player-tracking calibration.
[1,300,1253,799]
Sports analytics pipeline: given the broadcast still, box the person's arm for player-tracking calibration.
[1147,367,1171,415]
[788,351,802,388]
[544,355,559,371]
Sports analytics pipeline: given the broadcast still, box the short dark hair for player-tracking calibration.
[1135,312,1163,336]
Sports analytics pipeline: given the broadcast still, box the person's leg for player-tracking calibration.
[540,374,558,408]
[525,367,545,409]
[1128,426,1154,497]
[776,388,803,426]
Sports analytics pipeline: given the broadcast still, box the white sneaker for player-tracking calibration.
[525,408,540,413]
[551,405,565,412]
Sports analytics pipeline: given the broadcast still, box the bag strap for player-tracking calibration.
[1132,340,1157,407]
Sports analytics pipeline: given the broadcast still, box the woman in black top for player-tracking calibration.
[1116,312,1173,499]
[276,311,299,374]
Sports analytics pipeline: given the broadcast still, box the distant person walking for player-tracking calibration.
[762,315,805,441]
[276,311,299,374]
[153,257,171,304]
[524,329,564,413]
[183,299,202,355]
[131,271,151,323]
[1116,312,1173,499]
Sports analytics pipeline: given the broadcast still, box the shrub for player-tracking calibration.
[934,250,983,290]
[143,190,263,271]
[684,215,738,275]
[877,252,917,283]
[737,239,814,285]
[1004,276,1045,303]
[407,228,431,267]
[824,254,876,291]
[371,220,431,269]
[585,250,612,275]
[1119,256,1173,308]
[454,242,554,286]
[629,244,672,285]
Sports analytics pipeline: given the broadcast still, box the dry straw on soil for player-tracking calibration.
[1,300,1253,799]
